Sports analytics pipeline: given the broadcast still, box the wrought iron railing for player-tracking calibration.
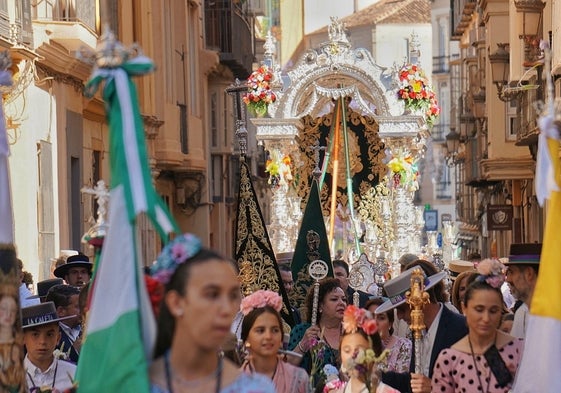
[205,0,253,79]
[32,0,96,33]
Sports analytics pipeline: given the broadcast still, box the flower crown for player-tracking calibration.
[240,289,283,316]
[474,258,505,289]
[150,233,202,284]
[342,305,378,335]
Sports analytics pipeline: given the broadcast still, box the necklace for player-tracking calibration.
[164,352,222,393]
[468,336,491,393]
[320,324,341,349]
[26,359,59,390]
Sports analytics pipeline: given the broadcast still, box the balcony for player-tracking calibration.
[516,75,542,150]
[205,0,253,79]
[0,2,33,47]
[432,56,449,74]
[451,0,477,40]
[33,0,97,33]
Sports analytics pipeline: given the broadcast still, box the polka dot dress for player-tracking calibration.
[431,338,524,393]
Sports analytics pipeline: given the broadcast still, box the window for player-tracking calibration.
[212,154,223,202]
[211,92,218,147]
[506,100,518,141]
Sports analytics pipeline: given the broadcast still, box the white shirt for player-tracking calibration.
[24,355,76,392]
[420,303,443,376]
[19,283,40,308]
[60,322,81,342]
[511,302,528,338]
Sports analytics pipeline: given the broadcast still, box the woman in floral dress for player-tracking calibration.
[366,298,412,373]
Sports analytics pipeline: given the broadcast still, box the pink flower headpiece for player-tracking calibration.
[240,289,283,316]
[474,258,505,289]
[342,305,378,336]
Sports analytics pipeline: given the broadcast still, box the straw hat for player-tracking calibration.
[448,260,475,280]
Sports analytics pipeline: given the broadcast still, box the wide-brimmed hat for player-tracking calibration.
[375,267,447,314]
[448,260,475,280]
[505,243,542,265]
[27,278,64,300]
[53,254,93,278]
[21,301,75,329]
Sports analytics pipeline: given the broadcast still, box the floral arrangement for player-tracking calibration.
[397,63,440,126]
[342,305,378,335]
[323,364,343,392]
[474,258,506,288]
[144,274,164,316]
[243,65,276,117]
[386,154,419,191]
[309,337,328,387]
[150,233,202,284]
[240,289,283,316]
[265,149,293,188]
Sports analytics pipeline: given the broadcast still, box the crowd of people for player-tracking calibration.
[1,237,542,393]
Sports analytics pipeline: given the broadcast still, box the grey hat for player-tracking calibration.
[375,267,447,314]
[21,301,75,329]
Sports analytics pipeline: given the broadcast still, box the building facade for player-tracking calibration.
[447,0,559,257]
[5,0,258,282]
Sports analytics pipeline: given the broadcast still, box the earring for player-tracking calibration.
[245,342,251,349]
[175,309,184,317]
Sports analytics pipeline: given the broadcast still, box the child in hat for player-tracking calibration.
[22,302,77,392]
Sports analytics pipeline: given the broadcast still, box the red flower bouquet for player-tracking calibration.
[242,65,276,117]
[397,64,440,126]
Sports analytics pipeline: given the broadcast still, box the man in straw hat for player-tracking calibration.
[379,261,467,393]
[22,302,77,392]
[504,242,542,338]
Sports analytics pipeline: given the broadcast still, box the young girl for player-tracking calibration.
[148,233,276,393]
[325,305,399,393]
[240,289,310,393]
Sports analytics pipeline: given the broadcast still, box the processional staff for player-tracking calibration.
[308,259,329,326]
[406,268,430,374]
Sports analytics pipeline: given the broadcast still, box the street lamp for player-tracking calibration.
[445,129,462,166]
[489,43,509,95]
[459,114,476,141]
[489,43,521,102]
[514,0,545,64]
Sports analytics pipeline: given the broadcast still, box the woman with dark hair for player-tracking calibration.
[366,298,412,373]
[451,270,477,314]
[240,289,310,393]
[288,278,347,382]
[149,233,275,393]
[324,305,399,393]
[432,259,524,392]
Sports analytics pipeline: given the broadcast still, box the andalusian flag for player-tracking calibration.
[76,32,177,393]
[0,65,13,244]
[513,111,561,392]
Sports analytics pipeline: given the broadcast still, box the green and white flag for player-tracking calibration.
[76,50,178,393]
